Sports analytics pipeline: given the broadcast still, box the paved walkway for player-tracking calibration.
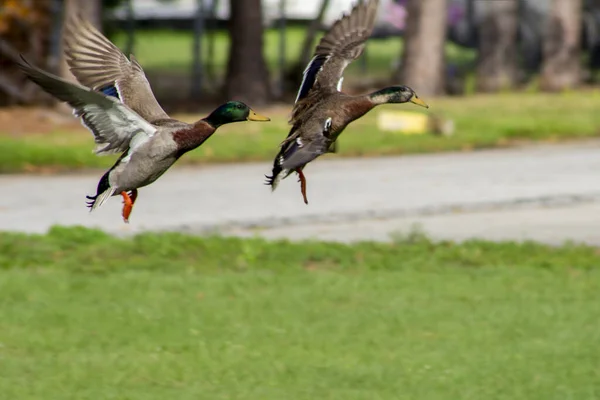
[2,140,600,245]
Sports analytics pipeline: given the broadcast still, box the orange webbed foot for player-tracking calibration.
[120,189,138,223]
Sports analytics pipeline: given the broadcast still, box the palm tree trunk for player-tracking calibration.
[476,0,519,92]
[395,0,448,96]
[61,0,102,82]
[540,0,582,91]
[225,0,271,105]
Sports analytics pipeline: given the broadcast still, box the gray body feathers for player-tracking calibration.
[18,57,193,210]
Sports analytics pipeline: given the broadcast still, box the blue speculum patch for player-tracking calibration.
[100,84,119,99]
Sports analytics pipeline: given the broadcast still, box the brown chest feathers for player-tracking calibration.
[172,122,216,158]
[342,97,375,124]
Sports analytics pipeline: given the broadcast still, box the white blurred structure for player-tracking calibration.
[111,0,394,27]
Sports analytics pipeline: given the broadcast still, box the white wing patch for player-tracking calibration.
[324,117,333,132]
[114,81,124,103]
[337,77,344,91]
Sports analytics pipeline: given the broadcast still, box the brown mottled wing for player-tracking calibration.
[63,15,169,123]
[281,135,329,171]
[280,117,333,171]
[293,0,379,110]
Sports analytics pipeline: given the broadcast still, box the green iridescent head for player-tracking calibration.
[205,101,270,127]
[369,86,429,108]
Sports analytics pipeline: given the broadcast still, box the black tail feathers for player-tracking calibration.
[264,169,280,187]
[265,147,284,187]
[85,195,98,209]
[85,170,111,209]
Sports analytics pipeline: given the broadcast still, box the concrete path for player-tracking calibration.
[2,140,600,245]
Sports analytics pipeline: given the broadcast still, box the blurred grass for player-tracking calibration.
[1,91,599,173]
[1,226,600,399]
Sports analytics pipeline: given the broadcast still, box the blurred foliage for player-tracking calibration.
[103,0,123,9]
[0,0,39,34]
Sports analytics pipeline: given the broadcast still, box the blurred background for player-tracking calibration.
[1,0,596,107]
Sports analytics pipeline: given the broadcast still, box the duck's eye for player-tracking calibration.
[237,104,243,109]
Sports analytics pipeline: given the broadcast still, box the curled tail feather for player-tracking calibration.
[85,170,114,211]
[86,187,116,211]
[265,148,291,191]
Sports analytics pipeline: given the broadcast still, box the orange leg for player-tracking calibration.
[296,168,308,205]
[120,189,138,223]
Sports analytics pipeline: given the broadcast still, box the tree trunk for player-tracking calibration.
[395,0,447,96]
[205,0,220,86]
[476,0,518,92]
[61,0,102,81]
[540,0,582,91]
[225,0,271,105]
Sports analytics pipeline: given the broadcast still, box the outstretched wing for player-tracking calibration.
[294,0,379,105]
[18,56,157,156]
[63,15,169,123]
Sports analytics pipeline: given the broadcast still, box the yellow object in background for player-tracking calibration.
[377,111,429,134]
[377,111,454,136]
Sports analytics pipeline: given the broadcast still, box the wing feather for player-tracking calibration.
[295,54,329,103]
[18,57,156,156]
[294,0,379,104]
[63,15,169,122]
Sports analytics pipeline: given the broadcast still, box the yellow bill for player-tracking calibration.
[410,95,429,109]
[247,110,271,121]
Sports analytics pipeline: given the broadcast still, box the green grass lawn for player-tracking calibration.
[2,91,600,173]
[1,227,600,399]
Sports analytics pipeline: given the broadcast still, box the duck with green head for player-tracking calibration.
[265,0,428,204]
[18,22,269,223]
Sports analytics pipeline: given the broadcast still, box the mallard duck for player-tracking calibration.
[62,15,171,123]
[18,56,269,223]
[265,0,428,204]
